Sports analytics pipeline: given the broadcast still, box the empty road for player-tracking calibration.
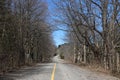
[0,56,120,80]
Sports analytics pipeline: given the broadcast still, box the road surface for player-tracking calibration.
[0,55,120,80]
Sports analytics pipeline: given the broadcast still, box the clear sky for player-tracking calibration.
[46,0,67,47]
[52,30,67,47]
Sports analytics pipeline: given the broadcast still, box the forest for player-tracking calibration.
[54,0,120,73]
[0,0,120,76]
[0,0,55,73]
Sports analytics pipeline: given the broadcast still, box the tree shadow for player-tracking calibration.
[0,63,51,80]
[0,76,14,80]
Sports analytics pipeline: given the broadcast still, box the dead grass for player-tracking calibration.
[76,63,120,79]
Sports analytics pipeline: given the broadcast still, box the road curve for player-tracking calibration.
[0,56,120,80]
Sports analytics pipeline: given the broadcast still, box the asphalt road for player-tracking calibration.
[0,56,120,80]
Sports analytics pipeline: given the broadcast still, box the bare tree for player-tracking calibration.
[53,0,120,73]
[0,0,55,73]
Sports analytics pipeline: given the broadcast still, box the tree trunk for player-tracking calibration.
[84,45,86,63]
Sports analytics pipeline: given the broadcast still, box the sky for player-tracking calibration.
[52,30,67,47]
[46,0,67,47]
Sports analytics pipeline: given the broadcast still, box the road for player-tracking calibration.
[0,55,120,80]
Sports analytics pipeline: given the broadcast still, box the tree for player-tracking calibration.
[53,0,120,73]
[0,0,55,73]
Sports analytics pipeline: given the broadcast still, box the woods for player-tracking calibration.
[0,0,120,77]
[0,0,55,73]
[54,0,120,73]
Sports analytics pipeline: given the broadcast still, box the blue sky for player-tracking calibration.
[52,30,67,47]
[46,0,67,47]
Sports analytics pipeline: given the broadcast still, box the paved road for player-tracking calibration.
[0,56,120,80]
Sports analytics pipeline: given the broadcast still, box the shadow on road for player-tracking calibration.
[0,76,14,80]
[0,63,51,80]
